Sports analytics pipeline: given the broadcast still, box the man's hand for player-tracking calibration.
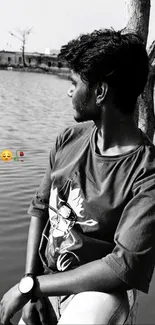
[0,284,29,325]
[22,298,49,325]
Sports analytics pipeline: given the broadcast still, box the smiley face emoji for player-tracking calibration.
[1,150,13,162]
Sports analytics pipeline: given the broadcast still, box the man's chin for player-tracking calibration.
[73,112,90,123]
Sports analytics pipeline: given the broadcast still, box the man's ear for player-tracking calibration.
[96,82,108,106]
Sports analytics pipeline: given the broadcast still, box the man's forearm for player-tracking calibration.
[25,216,46,275]
[34,259,131,297]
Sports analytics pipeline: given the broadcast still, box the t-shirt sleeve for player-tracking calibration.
[104,176,155,293]
[27,131,65,219]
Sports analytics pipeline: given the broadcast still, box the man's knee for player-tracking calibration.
[58,291,129,325]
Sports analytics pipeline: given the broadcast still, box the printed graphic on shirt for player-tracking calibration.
[46,180,98,271]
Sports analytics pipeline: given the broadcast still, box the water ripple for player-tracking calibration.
[0,70,73,296]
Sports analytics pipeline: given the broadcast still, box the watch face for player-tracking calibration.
[19,276,34,294]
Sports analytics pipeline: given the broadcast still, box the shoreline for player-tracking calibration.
[0,66,71,80]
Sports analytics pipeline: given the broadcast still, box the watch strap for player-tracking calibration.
[24,273,35,277]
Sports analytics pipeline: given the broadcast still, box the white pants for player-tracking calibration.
[19,290,138,325]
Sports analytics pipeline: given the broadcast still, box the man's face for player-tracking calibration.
[67,71,100,123]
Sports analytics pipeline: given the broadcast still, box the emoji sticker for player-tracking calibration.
[1,150,13,162]
[0,149,25,162]
[14,150,24,162]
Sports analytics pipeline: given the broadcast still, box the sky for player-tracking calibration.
[0,0,155,54]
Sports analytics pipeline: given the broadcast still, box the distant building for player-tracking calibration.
[45,48,60,55]
[0,50,67,69]
[45,48,51,55]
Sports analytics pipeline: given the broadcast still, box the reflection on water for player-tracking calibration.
[0,70,155,324]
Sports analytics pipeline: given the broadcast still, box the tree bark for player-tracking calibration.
[124,0,155,143]
[125,0,150,45]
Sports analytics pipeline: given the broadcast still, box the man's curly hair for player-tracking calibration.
[59,29,149,114]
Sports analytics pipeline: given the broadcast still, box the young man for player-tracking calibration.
[1,29,155,325]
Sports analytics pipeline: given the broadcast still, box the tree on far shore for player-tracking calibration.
[9,27,33,67]
[124,0,155,143]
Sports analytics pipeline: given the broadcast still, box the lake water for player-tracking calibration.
[0,70,155,324]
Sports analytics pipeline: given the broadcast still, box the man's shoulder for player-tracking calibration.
[58,121,94,145]
[49,121,94,171]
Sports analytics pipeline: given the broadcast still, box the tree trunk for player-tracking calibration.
[22,38,27,67]
[124,0,155,143]
[125,0,150,45]
[137,72,155,140]
[22,46,25,67]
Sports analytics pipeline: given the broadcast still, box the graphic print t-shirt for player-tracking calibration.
[28,121,155,293]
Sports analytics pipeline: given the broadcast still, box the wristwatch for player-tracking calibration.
[18,273,38,302]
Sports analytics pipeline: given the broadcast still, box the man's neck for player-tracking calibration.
[94,111,142,156]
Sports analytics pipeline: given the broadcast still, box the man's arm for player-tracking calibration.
[34,259,131,297]
[20,216,47,325]
[25,149,54,274]
[24,215,46,275]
